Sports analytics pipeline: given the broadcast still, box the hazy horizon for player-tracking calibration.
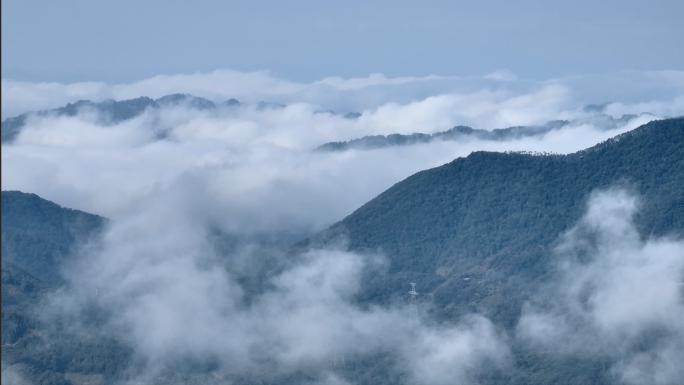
[3,0,683,84]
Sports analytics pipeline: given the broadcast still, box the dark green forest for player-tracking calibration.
[2,117,683,384]
[299,117,684,383]
[1,192,134,385]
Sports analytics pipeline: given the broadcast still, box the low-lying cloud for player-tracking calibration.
[1,72,668,236]
[518,189,684,385]
[37,185,683,383]
[43,193,510,383]
[4,69,684,123]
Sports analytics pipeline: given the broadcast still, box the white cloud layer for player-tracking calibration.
[2,70,672,234]
[4,69,684,121]
[518,189,684,385]
[44,198,510,382]
[1,106,656,235]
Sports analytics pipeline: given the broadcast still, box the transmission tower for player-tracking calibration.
[408,282,418,305]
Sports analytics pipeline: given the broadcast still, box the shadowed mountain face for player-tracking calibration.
[1,191,107,287]
[301,117,684,325]
[2,192,106,247]
[1,192,127,385]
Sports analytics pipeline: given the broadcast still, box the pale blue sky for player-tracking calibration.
[2,0,683,83]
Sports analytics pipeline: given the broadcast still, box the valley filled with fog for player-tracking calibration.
[3,70,681,231]
[2,70,684,384]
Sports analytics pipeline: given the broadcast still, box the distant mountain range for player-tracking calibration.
[0,94,238,143]
[0,95,368,145]
[2,94,653,154]
[315,113,652,152]
[2,117,683,384]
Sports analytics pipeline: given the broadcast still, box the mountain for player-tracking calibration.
[295,118,684,384]
[1,94,230,144]
[297,116,684,383]
[1,191,107,285]
[315,114,650,152]
[2,117,683,384]
[1,192,127,385]
[304,117,684,317]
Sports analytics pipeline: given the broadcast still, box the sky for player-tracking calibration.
[2,1,684,383]
[2,0,684,83]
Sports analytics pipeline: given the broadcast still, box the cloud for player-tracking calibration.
[2,69,682,382]
[313,73,451,91]
[41,192,509,382]
[1,107,655,240]
[1,86,664,238]
[604,95,684,120]
[517,188,684,384]
[484,70,517,81]
[4,69,684,120]
[407,315,509,385]
[0,364,32,385]
[354,84,571,133]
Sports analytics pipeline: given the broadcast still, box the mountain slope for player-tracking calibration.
[2,191,106,247]
[1,192,126,385]
[1,191,107,285]
[2,118,683,384]
[294,117,684,384]
[301,117,684,325]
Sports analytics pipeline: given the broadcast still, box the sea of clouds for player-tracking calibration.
[2,69,683,383]
[4,69,683,230]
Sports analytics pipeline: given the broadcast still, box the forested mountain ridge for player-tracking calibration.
[1,192,127,385]
[314,113,648,152]
[300,117,684,325]
[2,191,106,247]
[1,191,107,285]
[293,116,684,383]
